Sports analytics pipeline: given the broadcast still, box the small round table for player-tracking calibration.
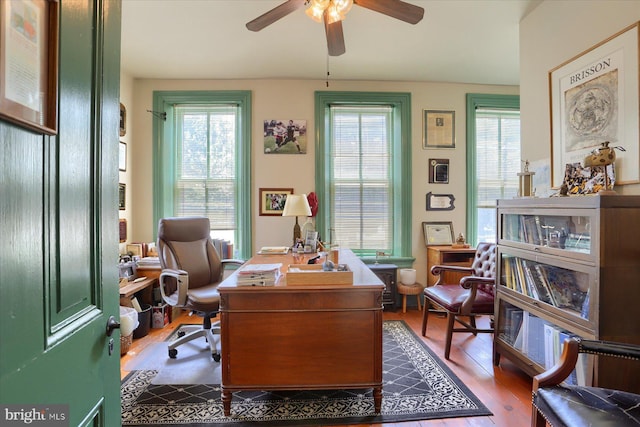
[397,282,423,313]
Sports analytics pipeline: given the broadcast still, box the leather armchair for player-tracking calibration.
[157,216,244,361]
[532,338,640,427]
[421,242,496,360]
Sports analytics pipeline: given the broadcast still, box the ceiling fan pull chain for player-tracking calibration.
[326,55,331,87]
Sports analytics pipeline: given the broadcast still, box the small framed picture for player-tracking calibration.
[429,158,449,183]
[119,141,127,171]
[422,221,454,246]
[126,243,143,258]
[426,192,455,211]
[119,103,126,137]
[259,188,293,216]
[423,110,455,149]
[118,183,126,210]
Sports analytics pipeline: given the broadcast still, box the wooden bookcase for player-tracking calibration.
[493,195,640,394]
[426,245,476,286]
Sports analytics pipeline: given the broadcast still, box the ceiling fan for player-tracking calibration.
[246,0,424,56]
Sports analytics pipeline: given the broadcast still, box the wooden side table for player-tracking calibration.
[426,245,476,286]
[397,282,423,313]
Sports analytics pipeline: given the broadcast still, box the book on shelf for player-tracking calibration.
[212,238,234,260]
[538,265,587,312]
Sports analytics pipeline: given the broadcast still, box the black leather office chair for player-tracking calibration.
[157,216,244,361]
[532,338,640,427]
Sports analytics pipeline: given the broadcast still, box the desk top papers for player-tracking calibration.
[257,246,290,255]
[236,263,282,286]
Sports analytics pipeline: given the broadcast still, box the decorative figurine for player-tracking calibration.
[452,233,470,248]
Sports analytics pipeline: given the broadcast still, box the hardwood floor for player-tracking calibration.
[120,307,534,426]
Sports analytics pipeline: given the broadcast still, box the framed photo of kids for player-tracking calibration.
[263,119,307,154]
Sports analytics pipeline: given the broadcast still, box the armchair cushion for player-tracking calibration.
[534,385,640,427]
[424,283,495,313]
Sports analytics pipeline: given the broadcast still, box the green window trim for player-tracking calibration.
[314,91,413,260]
[152,90,252,260]
[466,93,520,245]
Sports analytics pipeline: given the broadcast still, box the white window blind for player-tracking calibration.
[475,108,521,242]
[174,104,237,239]
[329,105,392,251]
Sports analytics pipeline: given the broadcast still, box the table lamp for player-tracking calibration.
[282,194,312,246]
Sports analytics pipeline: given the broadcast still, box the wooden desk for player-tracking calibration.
[218,249,385,416]
[119,276,156,307]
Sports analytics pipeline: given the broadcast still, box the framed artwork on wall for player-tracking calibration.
[263,119,307,154]
[119,141,127,171]
[423,110,455,149]
[549,21,639,188]
[259,188,293,216]
[119,183,126,210]
[422,221,454,246]
[119,103,126,136]
[0,0,59,135]
[428,158,449,183]
[426,192,455,211]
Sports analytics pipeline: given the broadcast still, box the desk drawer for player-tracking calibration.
[221,289,382,311]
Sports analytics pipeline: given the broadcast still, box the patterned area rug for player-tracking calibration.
[121,320,491,426]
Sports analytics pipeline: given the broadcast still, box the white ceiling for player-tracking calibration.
[120,0,541,86]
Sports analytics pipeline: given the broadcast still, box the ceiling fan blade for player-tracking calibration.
[246,0,307,32]
[354,0,424,24]
[324,16,346,56]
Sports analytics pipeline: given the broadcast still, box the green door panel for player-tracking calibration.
[0,1,122,426]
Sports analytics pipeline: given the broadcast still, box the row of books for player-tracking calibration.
[212,238,234,260]
[500,307,592,386]
[236,263,282,286]
[502,256,589,318]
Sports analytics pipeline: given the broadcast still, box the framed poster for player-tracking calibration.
[549,21,639,188]
[0,0,59,135]
[259,188,293,216]
[263,119,307,154]
[422,221,454,246]
[423,110,455,149]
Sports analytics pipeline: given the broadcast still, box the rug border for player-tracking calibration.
[121,319,492,426]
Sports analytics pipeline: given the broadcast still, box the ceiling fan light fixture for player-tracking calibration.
[333,0,353,15]
[305,5,325,22]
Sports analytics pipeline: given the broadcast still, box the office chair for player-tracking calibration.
[421,242,496,360]
[157,216,244,361]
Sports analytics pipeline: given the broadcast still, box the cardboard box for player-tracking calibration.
[151,304,170,328]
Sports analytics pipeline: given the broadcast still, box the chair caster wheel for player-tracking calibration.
[212,353,221,362]
[177,331,186,338]
[169,349,178,358]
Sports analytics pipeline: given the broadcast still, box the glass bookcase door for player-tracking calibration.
[500,211,594,256]
[496,300,593,386]
[498,249,594,324]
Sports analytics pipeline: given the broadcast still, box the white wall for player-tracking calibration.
[520,1,640,194]
[125,78,517,285]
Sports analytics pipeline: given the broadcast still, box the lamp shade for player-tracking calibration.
[282,194,312,217]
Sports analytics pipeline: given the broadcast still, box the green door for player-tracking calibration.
[0,1,122,425]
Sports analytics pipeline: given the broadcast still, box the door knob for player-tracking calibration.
[106,315,120,337]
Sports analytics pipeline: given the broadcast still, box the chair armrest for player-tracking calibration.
[533,338,640,391]
[159,269,189,307]
[430,264,474,285]
[221,258,245,267]
[459,275,495,289]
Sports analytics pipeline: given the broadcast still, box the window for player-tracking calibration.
[152,91,251,259]
[466,94,520,245]
[314,92,412,258]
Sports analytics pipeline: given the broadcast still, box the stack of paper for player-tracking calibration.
[236,263,282,286]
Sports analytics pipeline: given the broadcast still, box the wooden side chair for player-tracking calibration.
[421,242,496,360]
[532,338,640,427]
